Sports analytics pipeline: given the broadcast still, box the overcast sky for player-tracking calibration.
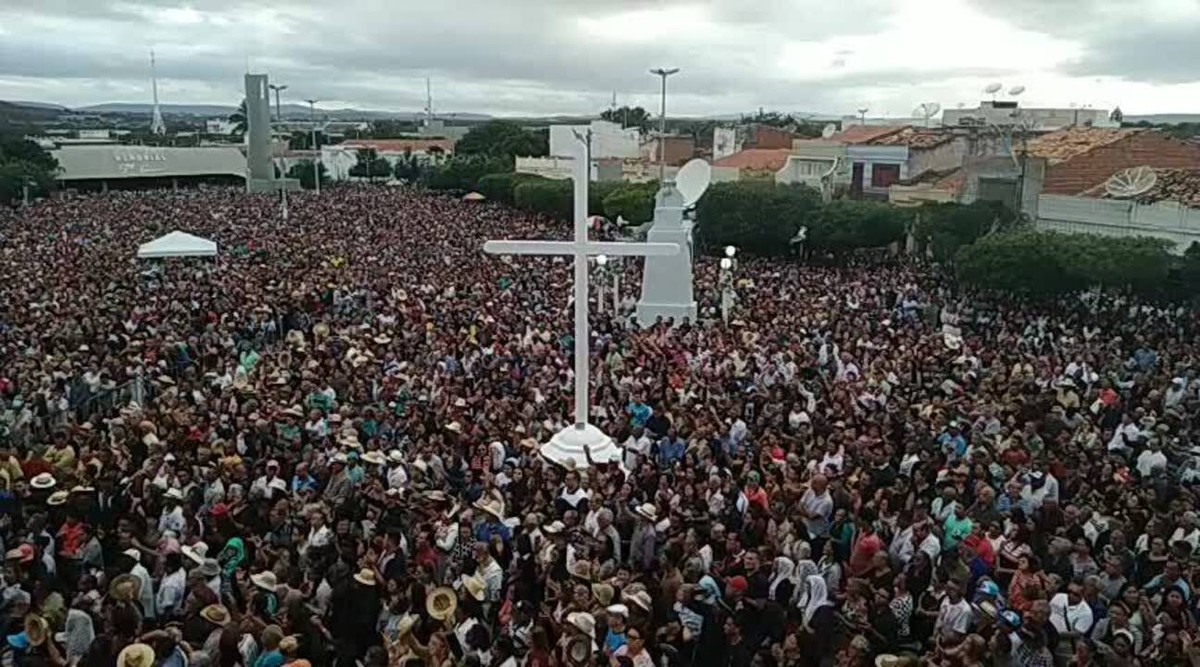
[2,0,1199,118]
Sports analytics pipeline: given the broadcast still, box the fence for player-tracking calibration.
[1036,194,1200,252]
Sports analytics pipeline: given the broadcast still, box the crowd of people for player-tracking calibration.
[0,183,1199,667]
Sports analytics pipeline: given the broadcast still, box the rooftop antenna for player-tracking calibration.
[912,102,941,128]
[149,50,166,136]
[984,83,1002,101]
[1008,85,1025,98]
[857,107,869,124]
[675,158,712,208]
[424,77,434,125]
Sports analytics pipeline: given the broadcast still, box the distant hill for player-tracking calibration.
[75,102,492,122]
[0,101,64,126]
[1125,114,1200,125]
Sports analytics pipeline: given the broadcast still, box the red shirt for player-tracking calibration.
[57,522,85,556]
[847,532,883,576]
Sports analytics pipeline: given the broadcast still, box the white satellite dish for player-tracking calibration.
[984,83,1003,95]
[912,102,941,127]
[821,123,837,139]
[675,159,712,208]
[1104,166,1157,199]
[1008,85,1026,96]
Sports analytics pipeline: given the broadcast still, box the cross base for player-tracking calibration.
[538,422,622,470]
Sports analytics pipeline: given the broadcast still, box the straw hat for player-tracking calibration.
[634,503,658,522]
[24,615,48,647]
[362,451,386,467]
[200,605,231,625]
[461,575,485,601]
[46,490,70,506]
[108,574,142,602]
[623,590,652,613]
[425,587,457,621]
[566,637,593,665]
[569,560,592,582]
[196,559,221,579]
[353,568,377,587]
[251,571,278,591]
[590,583,615,607]
[445,421,463,434]
[475,497,504,520]
[30,473,55,490]
[117,643,155,667]
[566,611,596,638]
[177,539,206,566]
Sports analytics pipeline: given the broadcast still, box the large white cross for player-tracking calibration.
[484,134,678,428]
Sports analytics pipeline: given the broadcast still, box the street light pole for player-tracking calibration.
[719,245,737,324]
[306,98,321,195]
[649,68,680,183]
[268,84,288,122]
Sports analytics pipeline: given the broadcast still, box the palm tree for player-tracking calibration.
[228,100,247,138]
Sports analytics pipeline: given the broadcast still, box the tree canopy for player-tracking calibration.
[600,106,652,132]
[455,121,547,161]
[694,182,822,256]
[0,135,58,205]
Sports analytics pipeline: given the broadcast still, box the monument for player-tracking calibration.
[244,73,300,194]
[483,136,678,468]
[635,158,710,324]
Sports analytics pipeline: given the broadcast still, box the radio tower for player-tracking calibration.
[423,77,435,126]
[149,50,166,135]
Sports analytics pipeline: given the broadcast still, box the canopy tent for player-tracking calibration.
[136,231,218,259]
[462,192,486,202]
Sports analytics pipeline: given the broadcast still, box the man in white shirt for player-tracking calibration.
[157,552,187,620]
[798,475,834,540]
[1107,415,1141,454]
[1136,441,1168,478]
[249,460,284,502]
[158,488,187,536]
[473,542,504,613]
[621,428,653,470]
[125,549,157,621]
[935,585,973,643]
[1049,582,1095,638]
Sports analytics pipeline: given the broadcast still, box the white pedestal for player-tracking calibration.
[635,184,697,325]
[539,423,623,470]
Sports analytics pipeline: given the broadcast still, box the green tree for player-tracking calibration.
[285,160,329,190]
[424,155,511,192]
[805,201,910,253]
[514,179,573,221]
[956,231,1174,295]
[228,100,247,138]
[741,110,797,128]
[475,172,548,205]
[348,148,391,182]
[455,121,548,160]
[914,201,1013,260]
[371,119,420,138]
[602,184,658,224]
[600,106,652,132]
[0,136,58,205]
[393,150,429,183]
[694,181,822,256]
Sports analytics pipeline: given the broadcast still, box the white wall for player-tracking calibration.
[1036,194,1200,252]
[548,121,640,160]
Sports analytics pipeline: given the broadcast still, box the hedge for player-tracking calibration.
[694,181,822,256]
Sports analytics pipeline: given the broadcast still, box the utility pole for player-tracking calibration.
[269,83,288,122]
[649,68,680,182]
[306,98,321,194]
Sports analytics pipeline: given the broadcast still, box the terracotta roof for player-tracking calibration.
[1090,168,1200,208]
[1025,127,1144,165]
[829,125,907,145]
[339,138,456,153]
[869,127,955,150]
[712,148,793,171]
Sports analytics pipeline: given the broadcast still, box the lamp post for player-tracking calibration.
[594,255,622,315]
[595,254,609,314]
[268,84,288,122]
[649,67,680,182]
[719,245,737,324]
[305,98,321,195]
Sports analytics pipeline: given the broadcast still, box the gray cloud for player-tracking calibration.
[1,0,1195,115]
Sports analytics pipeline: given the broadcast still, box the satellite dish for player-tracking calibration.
[1008,86,1026,96]
[1104,166,1157,199]
[912,103,942,126]
[675,159,712,208]
[984,83,1003,94]
[821,123,837,139]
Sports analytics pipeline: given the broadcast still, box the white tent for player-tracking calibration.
[136,231,218,259]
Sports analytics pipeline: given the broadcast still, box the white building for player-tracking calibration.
[205,119,238,135]
[942,101,1117,131]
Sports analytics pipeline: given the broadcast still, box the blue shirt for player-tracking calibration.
[627,402,652,428]
[657,437,685,467]
[603,629,627,656]
[475,520,512,546]
[938,432,967,458]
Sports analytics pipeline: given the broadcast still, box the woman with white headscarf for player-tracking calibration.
[767,556,798,605]
[797,575,835,667]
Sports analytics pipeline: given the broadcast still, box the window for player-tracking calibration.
[870,164,901,188]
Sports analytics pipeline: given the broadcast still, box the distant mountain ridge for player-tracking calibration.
[74,102,492,121]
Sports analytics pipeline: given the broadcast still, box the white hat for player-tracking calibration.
[163,453,177,462]
[605,604,629,618]
[122,548,141,562]
[543,520,566,535]
[388,450,405,463]
[454,398,467,408]
[250,571,278,591]
[182,542,208,566]
[331,453,348,465]
[164,488,184,501]
[567,611,596,638]
[30,473,56,490]
[446,421,463,433]
[634,503,658,522]
[267,459,280,469]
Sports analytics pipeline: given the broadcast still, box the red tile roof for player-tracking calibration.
[869,127,955,150]
[829,125,907,145]
[340,138,456,153]
[1025,127,1144,165]
[712,148,793,171]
